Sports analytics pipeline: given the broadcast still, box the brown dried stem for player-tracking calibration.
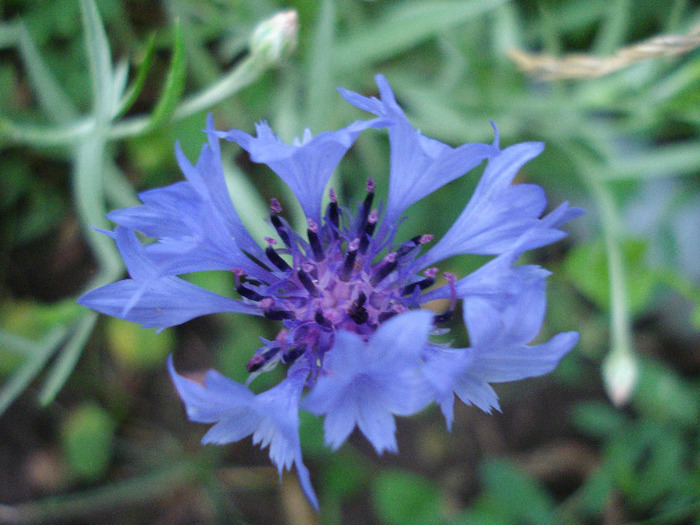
[509,22,700,80]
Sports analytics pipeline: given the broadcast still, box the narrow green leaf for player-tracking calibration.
[0,329,38,357]
[0,21,20,49]
[0,328,67,417]
[17,23,77,123]
[593,0,631,55]
[603,142,700,180]
[39,312,98,406]
[115,32,158,118]
[147,20,186,131]
[80,0,114,120]
[112,60,130,111]
[332,0,507,71]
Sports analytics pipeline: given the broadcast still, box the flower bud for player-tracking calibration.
[249,10,298,65]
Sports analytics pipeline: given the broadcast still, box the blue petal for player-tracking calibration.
[340,75,498,223]
[467,332,579,383]
[78,277,255,329]
[453,373,501,413]
[303,310,434,453]
[459,262,549,347]
[419,345,472,430]
[168,359,319,510]
[77,227,257,329]
[106,116,270,281]
[220,118,386,224]
[422,245,579,415]
[417,142,554,266]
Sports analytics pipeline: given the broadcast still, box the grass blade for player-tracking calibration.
[146,20,186,131]
[332,0,507,71]
[0,328,67,417]
[115,33,158,118]
[17,23,77,123]
[39,312,98,406]
[81,0,115,120]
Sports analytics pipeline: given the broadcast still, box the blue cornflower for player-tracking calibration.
[79,75,583,509]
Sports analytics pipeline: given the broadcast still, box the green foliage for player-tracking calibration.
[564,236,656,314]
[372,470,444,525]
[60,402,116,481]
[455,459,557,525]
[105,318,175,371]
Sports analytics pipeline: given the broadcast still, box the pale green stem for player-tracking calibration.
[567,145,637,405]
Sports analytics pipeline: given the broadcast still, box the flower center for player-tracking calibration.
[236,182,443,376]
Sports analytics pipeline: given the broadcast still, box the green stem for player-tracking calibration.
[566,144,637,404]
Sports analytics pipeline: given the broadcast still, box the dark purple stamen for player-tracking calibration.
[271,215,292,248]
[394,236,421,258]
[282,344,306,363]
[315,310,332,329]
[246,345,280,372]
[266,245,292,272]
[270,199,293,248]
[265,308,296,320]
[307,219,325,261]
[237,284,265,301]
[340,239,360,282]
[298,269,320,297]
[400,277,435,297]
[358,178,375,229]
[433,311,453,324]
[349,293,369,324]
[370,253,398,287]
[359,209,378,254]
[329,188,340,228]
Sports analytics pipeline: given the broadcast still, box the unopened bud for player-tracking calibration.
[249,10,298,65]
[603,349,638,406]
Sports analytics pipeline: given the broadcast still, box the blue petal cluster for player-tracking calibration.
[79,75,583,509]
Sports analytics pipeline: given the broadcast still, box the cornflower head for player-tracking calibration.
[78,75,583,509]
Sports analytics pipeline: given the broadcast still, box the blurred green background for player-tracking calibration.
[1,0,699,523]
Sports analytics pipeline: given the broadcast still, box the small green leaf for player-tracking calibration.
[372,470,443,525]
[61,402,116,481]
[147,20,186,131]
[115,32,158,118]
